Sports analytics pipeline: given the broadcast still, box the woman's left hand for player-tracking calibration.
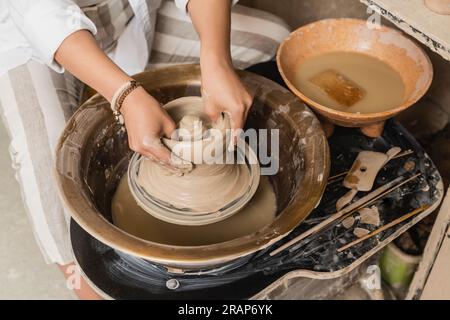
[200,58,254,138]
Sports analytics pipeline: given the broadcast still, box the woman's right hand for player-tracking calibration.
[120,87,179,169]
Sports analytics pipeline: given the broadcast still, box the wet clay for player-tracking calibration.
[136,113,253,213]
[161,97,231,163]
[111,174,277,246]
[294,52,405,114]
[137,157,252,213]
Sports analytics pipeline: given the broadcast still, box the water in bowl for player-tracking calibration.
[294,51,405,114]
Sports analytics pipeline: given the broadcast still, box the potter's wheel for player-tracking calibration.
[58,61,444,299]
[56,62,328,270]
[70,118,443,299]
[127,97,261,226]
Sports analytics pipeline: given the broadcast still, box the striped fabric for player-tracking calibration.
[0,0,290,265]
[0,61,82,265]
[82,0,135,52]
[150,1,291,69]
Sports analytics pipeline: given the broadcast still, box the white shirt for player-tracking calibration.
[0,0,194,76]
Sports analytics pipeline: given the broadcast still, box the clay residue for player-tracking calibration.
[135,99,254,214]
[359,206,381,226]
[137,157,251,213]
[342,216,355,229]
[353,227,370,238]
[346,174,360,185]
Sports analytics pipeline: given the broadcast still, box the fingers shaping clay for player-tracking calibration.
[129,97,260,226]
[161,97,231,164]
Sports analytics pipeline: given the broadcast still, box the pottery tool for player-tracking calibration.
[336,147,402,210]
[309,69,366,107]
[282,173,421,254]
[336,189,358,211]
[343,147,401,191]
[336,174,421,226]
[341,206,380,230]
[269,174,420,256]
[328,171,349,182]
[337,205,430,253]
[327,149,414,183]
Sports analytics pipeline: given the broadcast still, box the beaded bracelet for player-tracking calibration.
[110,80,141,116]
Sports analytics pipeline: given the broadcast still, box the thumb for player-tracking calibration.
[141,136,193,174]
[162,112,177,139]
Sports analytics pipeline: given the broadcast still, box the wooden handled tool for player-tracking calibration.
[327,149,414,183]
[269,173,421,256]
[337,205,430,253]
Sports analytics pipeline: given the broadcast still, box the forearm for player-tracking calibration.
[54,30,132,102]
[187,0,233,67]
[187,0,252,131]
[55,29,178,166]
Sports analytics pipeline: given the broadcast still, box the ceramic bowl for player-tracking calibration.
[277,18,433,137]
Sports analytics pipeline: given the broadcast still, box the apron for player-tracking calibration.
[81,0,135,52]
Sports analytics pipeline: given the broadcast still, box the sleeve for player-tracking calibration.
[6,0,97,73]
[174,0,239,15]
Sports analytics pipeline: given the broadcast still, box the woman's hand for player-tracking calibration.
[201,58,254,139]
[120,87,178,167]
[186,0,253,139]
[54,30,186,169]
